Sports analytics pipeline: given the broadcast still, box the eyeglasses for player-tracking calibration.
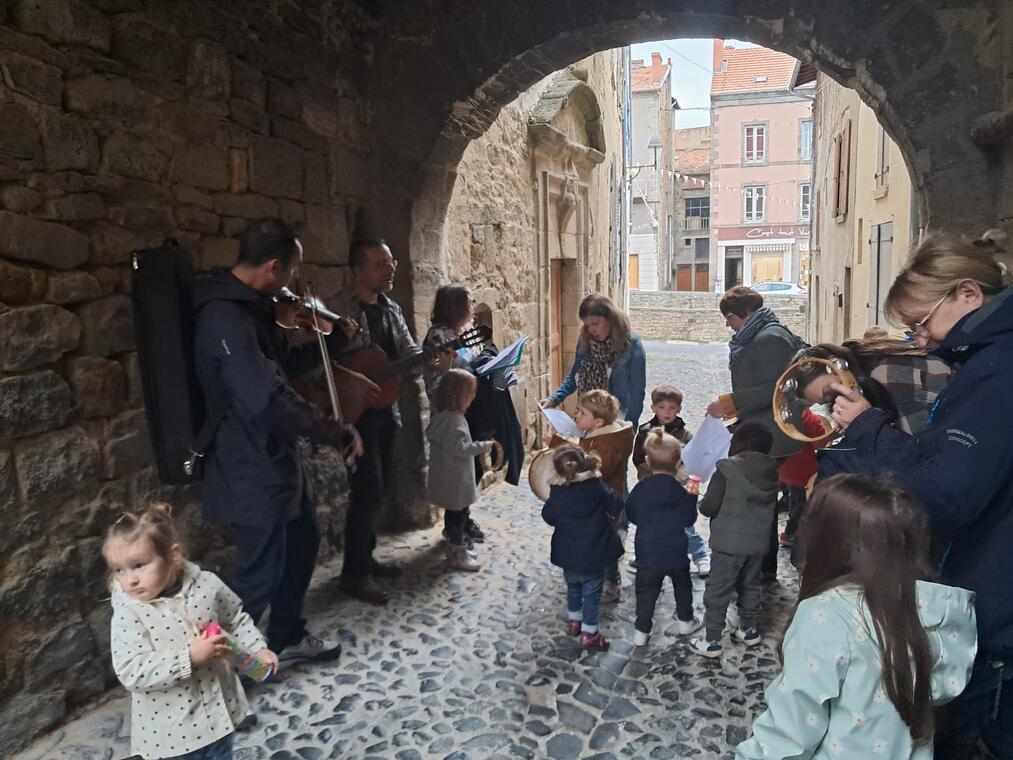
[903,290,952,339]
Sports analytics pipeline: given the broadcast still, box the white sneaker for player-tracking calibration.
[693,557,711,577]
[600,581,621,604]
[675,616,703,636]
[633,629,650,646]
[691,637,723,658]
[278,632,342,663]
[446,545,481,571]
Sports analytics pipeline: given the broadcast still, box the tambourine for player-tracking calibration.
[479,440,506,490]
[772,357,859,443]
[527,448,556,501]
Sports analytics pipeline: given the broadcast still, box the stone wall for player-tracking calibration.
[629,290,808,342]
[0,1,373,753]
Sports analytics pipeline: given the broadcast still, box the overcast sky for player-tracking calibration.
[630,39,758,130]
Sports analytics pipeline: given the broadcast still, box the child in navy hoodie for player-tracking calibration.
[542,444,624,651]
[625,428,701,646]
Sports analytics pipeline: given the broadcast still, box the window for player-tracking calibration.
[833,120,852,218]
[799,181,812,223]
[799,120,813,161]
[875,124,890,188]
[685,197,709,216]
[694,238,709,260]
[743,124,766,163]
[743,185,766,223]
[684,237,692,247]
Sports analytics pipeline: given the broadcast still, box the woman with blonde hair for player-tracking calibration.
[826,229,1013,758]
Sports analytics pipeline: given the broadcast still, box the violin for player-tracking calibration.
[274,286,357,337]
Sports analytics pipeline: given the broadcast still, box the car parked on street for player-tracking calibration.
[752,281,807,296]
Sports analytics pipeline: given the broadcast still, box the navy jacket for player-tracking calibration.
[823,287,1013,657]
[192,270,349,527]
[625,474,698,571]
[542,473,624,576]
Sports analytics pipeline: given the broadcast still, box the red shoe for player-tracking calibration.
[566,620,582,636]
[579,632,610,650]
[778,531,793,548]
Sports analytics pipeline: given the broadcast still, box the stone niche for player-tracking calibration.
[0,0,372,754]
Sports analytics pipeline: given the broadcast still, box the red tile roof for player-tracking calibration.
[711,46,798,95]
[632,53,670,92]
[675,148,710,175]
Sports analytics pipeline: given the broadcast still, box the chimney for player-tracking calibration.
[651,52,662,69]
[712,38,724,73]
[631,58,644,68]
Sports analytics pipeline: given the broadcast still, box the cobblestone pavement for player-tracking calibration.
[18,342,801,760]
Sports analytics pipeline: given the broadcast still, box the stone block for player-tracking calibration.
[0,451,15,515]
[271,114,329,153]
[169,143,229,191]
[278,198,304,226]
[228,148,248,193]
[103,130,172,182]
[186,38,230,100]
[296,81,340,137]
[0,210,89,268]
[0,50,62,104]
[0,692,65,757]
[257,43,303,82]
[39,113,99,172]
[0,371,72,438]
[0,26,66,68]
[229,98,269,134]
[304,152,328,203]
[77,294,133,356]
[0,304,80,370]
[68,356,127,418]
[0,544,79,623]
[330,145,369,200]
[63,47,124,77]
[24,622,97,690]
[44,270,102,304]
[40,192,106,222]
[92,266,118,296]
[301,264,345,301]
[14,426,100,503]
[199,236,239,269]
[336,96,367,147]
[267,76,300,115]
[0,104,42,163]
[131,71,183,102]
[108,203,173,232]
[110,14,185,80]
[301,204,348,265]
[0,258,45,303]
[249,134,303,199]
[78,536,110,602]
[0,186,40,213]
[231,56,266,107]
[102,409,151,479]
[212,192,277,219]
[174,184,213,210]
[65,74,158,121]
[220,216,247,238]
[13,0,110,51]
[88,222,156,265]
[120,351,142,407]
[176,205,219,234]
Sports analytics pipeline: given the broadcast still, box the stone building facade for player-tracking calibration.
[629,290,807,342]
[672,125,712,291]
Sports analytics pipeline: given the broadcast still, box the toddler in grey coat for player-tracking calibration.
[692,422,779,658]
[426,369,493,571]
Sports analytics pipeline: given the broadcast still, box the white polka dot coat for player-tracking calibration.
[110,561,267,759]
[737,581,977,759]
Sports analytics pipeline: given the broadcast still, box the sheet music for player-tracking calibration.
[476,336,528,376]
[539,406,582,438]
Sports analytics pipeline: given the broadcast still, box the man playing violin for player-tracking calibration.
[192,217,363,662]
[327,239,450,604]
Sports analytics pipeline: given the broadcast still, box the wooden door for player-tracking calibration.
[676,264,692,291]
[550,259,563,389]
[694,263,709,292]
[628,254,640,290]
[751,254,782,284]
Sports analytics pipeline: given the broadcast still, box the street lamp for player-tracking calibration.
[628,135,663,180]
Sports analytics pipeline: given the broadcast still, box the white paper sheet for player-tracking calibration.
[539,406,582,438]
[476,336,528,376]
[681,415,731,482]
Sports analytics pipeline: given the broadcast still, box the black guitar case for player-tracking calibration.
[131,242,210,484]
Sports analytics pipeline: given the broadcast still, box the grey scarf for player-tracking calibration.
[728,307,780,369]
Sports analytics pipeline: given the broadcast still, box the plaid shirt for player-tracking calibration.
[869,354,951,435]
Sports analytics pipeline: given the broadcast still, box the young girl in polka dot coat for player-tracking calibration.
[105,505,278,760]
[737,475,977,759]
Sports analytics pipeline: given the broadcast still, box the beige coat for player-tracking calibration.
[110,561,267,759]
[550,420,635,495]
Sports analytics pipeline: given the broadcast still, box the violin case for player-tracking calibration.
[131,241,208,484]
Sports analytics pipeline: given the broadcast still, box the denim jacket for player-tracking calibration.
[548,332,646,423]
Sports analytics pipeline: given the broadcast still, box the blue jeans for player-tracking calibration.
[167,733,234,760]
[935,655,1013,759]
[685,525,708,563]
[564,571,604,633]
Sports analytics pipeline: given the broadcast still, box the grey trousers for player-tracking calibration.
[703,550,763,641]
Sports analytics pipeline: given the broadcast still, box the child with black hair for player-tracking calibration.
[692,422,780,658]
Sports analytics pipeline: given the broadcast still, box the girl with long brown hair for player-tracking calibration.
[737,475,976,759]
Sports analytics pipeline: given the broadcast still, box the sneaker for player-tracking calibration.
[446,544,481,571]
[338,575,389,605]
[566,620,582,636]
[600,582,621,604]
[633,629,650,647]
[278,632,342,663]
[579,632,610,650]
[235,712,258,731]
[628,557,638,569]
[675,616,703,636]
[464,518,486,543]
[369,559,402,578]
[734,627,762,646]
[778,531,793,548]
[441,528,474,549]
[693,557,711,578]
[691,637,723,658]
